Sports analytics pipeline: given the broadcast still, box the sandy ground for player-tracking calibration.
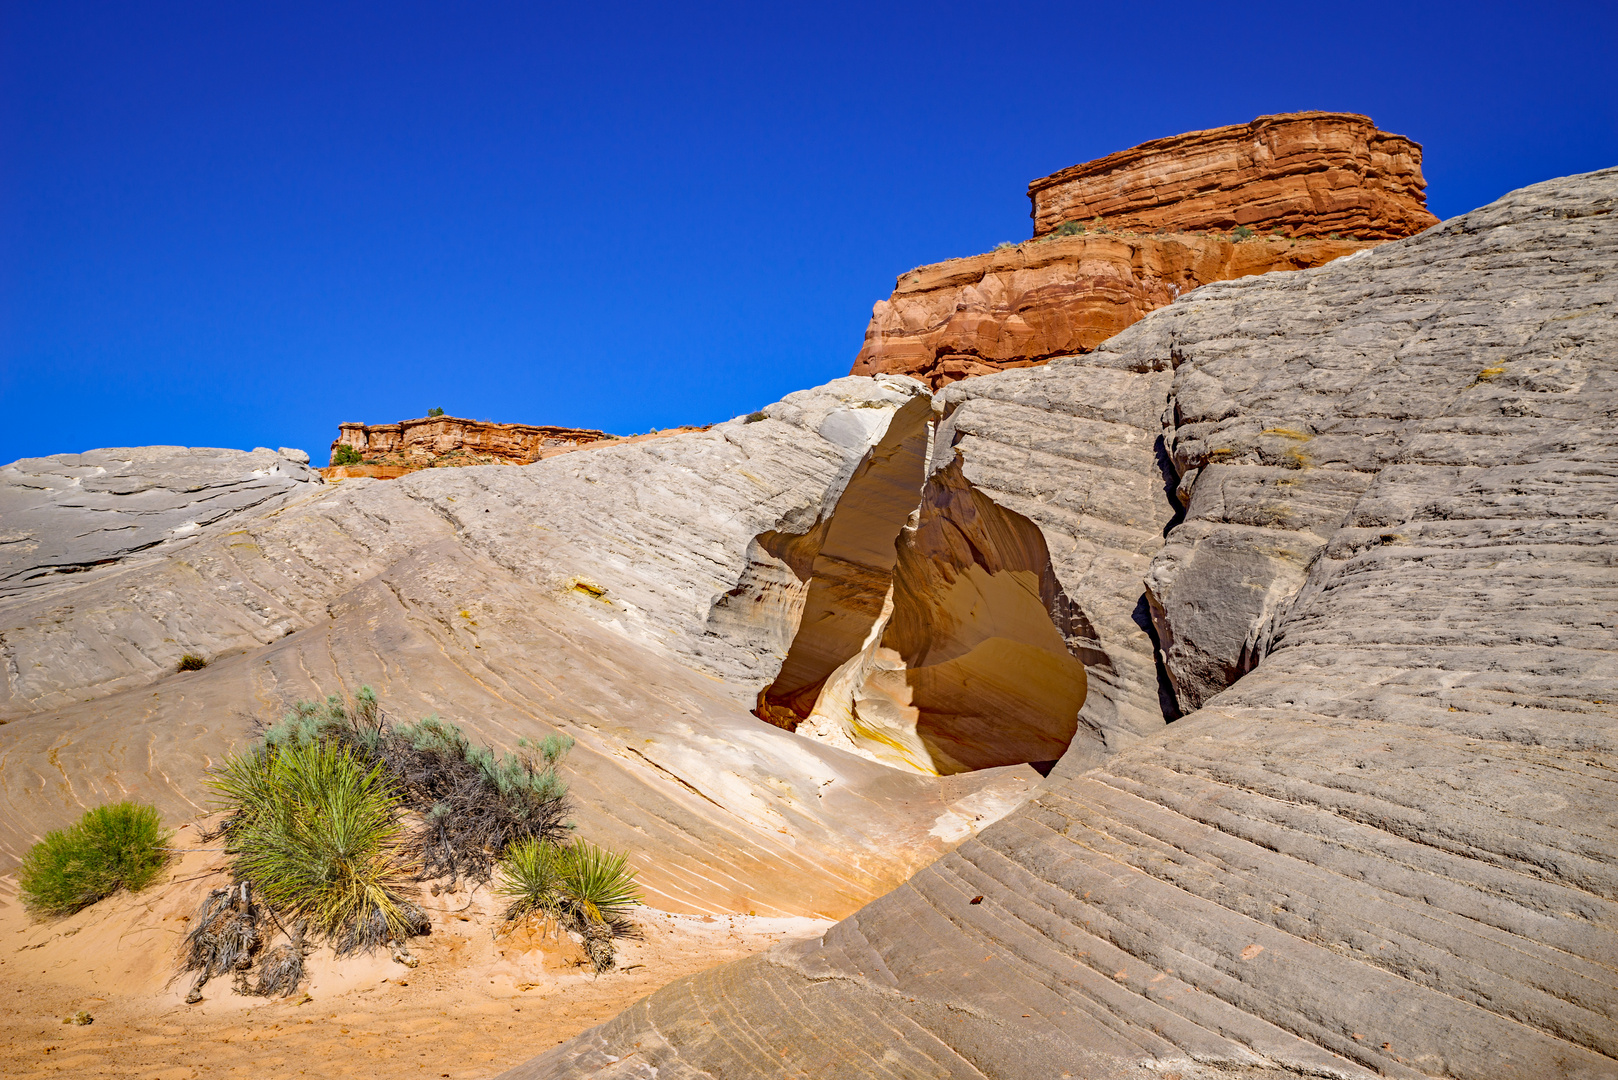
[0,822,828,1079]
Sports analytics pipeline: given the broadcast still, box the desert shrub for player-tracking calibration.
[18,802,170,916]
[743,411,767,424]
[498,838,641,971]
[1054,220,1086,236]
[213,740,425,954]
[994,241,1014,250]
[330,444,362,466]
[177,653,209,672]
[428,406,445,417]
[262,687,574,885]
[1232,225,1255,241]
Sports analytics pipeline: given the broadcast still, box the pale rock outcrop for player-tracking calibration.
[508,170,1618,1079]
[0,446,320,598]
[1029,111,1440,240]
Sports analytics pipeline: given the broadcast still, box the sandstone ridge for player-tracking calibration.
[1029,110,1439,240]
[508,168,1618,1079]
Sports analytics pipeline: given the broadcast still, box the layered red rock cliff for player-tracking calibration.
[851,232,1374,388]
[324,416,608,479]
[853,111,1437,388]
[1028,111,1437,239]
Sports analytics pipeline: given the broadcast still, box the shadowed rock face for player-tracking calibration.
[502,170,1618,1079]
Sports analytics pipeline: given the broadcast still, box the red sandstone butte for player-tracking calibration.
[850,232,1375,389]
[1028,111,1439,240]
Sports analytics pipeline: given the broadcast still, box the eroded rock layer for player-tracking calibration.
[1029,111,1439,240]
[851,231,1372,388]
[506,170,1618,1079]
[328,415,610,474]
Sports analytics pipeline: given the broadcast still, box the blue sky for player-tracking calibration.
[3,1,1615,465]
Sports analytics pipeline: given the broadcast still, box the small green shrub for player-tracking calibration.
[262,687,574,884]
[994,241,1015,251]
[428,407,446,417]
[498,838,641,971]
[1054,220,1086,236]
[18,802,171,916]
[177,653,209,672]
[330,444,362,467]
[213,741,424,954]
[1232,225,1256,241]
[743,411,768,424]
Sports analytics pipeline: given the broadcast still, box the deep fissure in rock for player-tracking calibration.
[754,408,1089,775]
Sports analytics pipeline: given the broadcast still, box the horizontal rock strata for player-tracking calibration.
[506,169,1618,1078]
[329,415,610,471]
[1029,110,1440,240]
[851,231,1373,388]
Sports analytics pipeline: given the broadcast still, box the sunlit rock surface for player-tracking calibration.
[505,170,1618,1079]
[0,376,1047,918]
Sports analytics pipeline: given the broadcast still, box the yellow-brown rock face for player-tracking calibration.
[851,231,1374,388]
[1028,111,1439,240]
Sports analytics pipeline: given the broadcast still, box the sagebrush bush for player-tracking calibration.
[330,444,362,466]
[498,838,641,971]
[213,741,425,954]
[1054,220,1086,236]
[18,802,170,916]
[177,653,209,672]
[1232,225,1256,241]
[262,687,574,884]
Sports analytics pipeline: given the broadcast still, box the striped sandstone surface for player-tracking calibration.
[507,170,1618,1079]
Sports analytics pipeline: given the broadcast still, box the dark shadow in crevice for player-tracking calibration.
[1132,592,1182,723]
[1154,434,1186,539]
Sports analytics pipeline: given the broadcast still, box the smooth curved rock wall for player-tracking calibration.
[505,169,1617,1078]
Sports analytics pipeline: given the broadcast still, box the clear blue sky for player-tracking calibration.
[4,1,1615,465]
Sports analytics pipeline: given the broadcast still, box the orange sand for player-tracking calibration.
[0,822,827,1079]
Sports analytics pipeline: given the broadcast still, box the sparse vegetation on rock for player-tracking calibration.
[18,802,170,917]
[176,653,209,671]
[330,443,363,466]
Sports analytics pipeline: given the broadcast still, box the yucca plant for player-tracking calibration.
[213,741,424,954]
[497,838,641,971]
[18,802,170,916]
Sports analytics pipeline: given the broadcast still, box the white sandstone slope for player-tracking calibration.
[0,375,1044,918]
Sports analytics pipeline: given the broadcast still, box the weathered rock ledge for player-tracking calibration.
[851,230,1373,388]
[1029,110,1439,240]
